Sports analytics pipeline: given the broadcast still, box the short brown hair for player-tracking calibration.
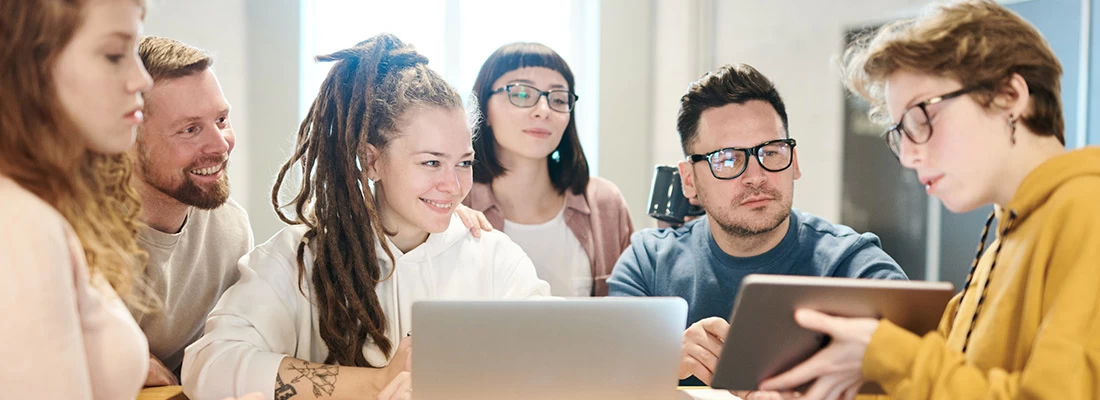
[678,63,789,154]
[138,36,213,81]
[843,0,1064,144]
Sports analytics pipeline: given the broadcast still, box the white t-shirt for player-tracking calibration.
[182,214,550,400]
[504,206,593,297]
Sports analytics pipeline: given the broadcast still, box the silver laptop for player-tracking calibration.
[412,297,688,400]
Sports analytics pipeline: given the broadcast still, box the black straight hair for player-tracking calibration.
[470,42,589,195]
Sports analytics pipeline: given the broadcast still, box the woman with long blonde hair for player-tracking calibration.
[1,0,150,398]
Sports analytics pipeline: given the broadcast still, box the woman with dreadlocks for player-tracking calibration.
[182,33,550,400]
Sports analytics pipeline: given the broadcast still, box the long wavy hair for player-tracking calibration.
[272,33,463,367]
[0,0,148,303]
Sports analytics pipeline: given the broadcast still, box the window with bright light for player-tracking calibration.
[300,0,601,172]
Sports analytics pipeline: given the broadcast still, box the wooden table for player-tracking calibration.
[136,385,884,400]
[137,386,741,400]
[137,386,188,400]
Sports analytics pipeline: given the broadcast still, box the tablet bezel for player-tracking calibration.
[709,274,955,393]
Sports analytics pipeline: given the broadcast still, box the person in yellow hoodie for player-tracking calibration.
[757,1,1100,399]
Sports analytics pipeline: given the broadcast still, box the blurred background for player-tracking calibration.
[144,0,1099,288]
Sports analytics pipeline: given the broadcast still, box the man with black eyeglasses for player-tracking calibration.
[607,63,906,389]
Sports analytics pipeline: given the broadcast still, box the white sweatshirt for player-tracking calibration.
[181,214,550,400]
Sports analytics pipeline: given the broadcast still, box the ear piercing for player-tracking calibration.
[1008,114,1018,145]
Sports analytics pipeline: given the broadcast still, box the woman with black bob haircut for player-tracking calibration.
[464,42,633,297]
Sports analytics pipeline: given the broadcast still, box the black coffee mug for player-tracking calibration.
[648,165,706,224]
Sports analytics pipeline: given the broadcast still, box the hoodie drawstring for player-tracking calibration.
[958,209,1018,353]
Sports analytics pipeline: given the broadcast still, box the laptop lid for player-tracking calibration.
[412,297,688,400]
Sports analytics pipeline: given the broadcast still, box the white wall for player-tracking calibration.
[144,0,936,236]
[598,0,656,228]
[241,0,301,241]
[650,1,714,168]
[145,0,300,241]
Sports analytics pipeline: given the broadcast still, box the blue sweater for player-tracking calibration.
[608,210,907,327]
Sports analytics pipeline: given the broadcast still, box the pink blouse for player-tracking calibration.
[1,175,148,399]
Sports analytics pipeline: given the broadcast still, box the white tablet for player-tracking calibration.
[709,274,955,393]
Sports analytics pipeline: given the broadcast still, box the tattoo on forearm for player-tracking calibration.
[283,360,339,397]
[275,373,298,400]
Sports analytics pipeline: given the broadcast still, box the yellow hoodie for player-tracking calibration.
[861,147,1100,399]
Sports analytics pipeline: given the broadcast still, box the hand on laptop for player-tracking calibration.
[374,335,413,398]
[391,335,414,376]
[679,317,729,384]
[375,335,413,400]
[144,355,178,387]
[679,319,801,399]
[378,371,411,400]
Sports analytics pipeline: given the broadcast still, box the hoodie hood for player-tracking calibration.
[388,214,471,263]
[951,147,1100,354]
[1004,147,1100,227]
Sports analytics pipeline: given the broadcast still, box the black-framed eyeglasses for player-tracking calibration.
[492,83,578,113]
[687,138,797,180]
[885,86,982,157]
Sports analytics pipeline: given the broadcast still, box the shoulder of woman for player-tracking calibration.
[583,176,628,208]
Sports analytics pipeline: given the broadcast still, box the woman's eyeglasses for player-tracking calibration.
[492,83,578,113]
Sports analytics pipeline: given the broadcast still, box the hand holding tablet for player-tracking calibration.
[707,275,954,394]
